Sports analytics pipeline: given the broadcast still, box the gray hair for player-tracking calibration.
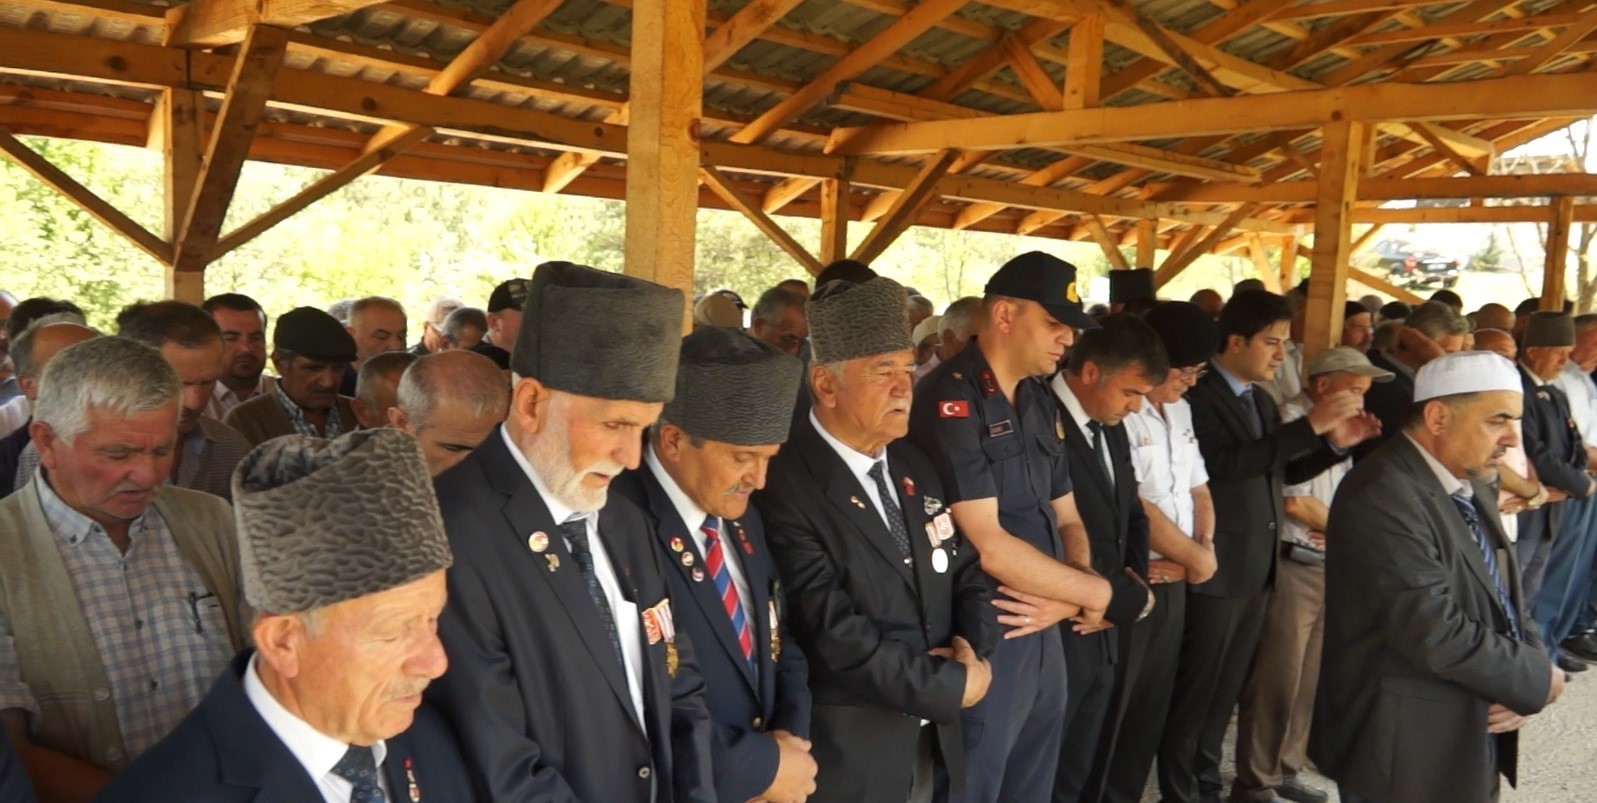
[326,299,354,326]
[939,296,981,341]
[1574,313,1597,335]
[424,297,464,328]
[11,321,99,379]
[907,295,935,318]
[349,296,406,325]
[751,287,806,325]
[397,350,509,430]
[1405,301,1469,342]
[356,351,418,410]
[441,306,488,346]
[34,336,180,444]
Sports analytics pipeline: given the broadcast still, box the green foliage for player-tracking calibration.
[1470,230,1505,271]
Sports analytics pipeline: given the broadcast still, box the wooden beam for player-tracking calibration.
[1135,218,1156,267]
[1352,204,1597,225]
[1061,142,1262,182]
[1279,234,1300,291]
[819,176,848,267]
[1501,13,1597,77]
[0,126,169,263]
[165,0,389,48]
[543,150,603,193]
[1543,195,1576,310]
[1104,0,1232,96]
[626,0,704,309]
[153,88,203,245]
[1087,215,1130,269]
[702,0,807,73]
[1248,234,1282,293]
[701,165,823,274]
[171,25,288,273]
[1155,204,1259,287]
[1350,224,1385,254]
[851,149,958,264]
[1063,15,1104,109]
[1349,266,1425,303]
[1411,123,1487,176]
[1002,33,1065,110]
[1304,119,1365,359]
[922,17,1071,102]
[1151,172,1597,204]
[423,0,564,94]
[730,0,967,144]
[1346,11,1593,48]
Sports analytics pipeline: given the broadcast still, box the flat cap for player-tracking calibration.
[1307,346,1394,382]
[1523,311,1576,348]
[232,429,452,613]
[1108,268,1156,304]
[693,294,743,328]
[511,261,683,402]
[1144,301,1219,369]
[274,307,356,363]
[808,277,914,364]
[985,251,1099,330]
[662,328,803,446]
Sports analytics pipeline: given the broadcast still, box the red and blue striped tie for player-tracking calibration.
[703,516,755,672]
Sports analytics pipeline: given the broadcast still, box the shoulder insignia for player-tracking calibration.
[938,400,970,418]
[979,370,1000,397]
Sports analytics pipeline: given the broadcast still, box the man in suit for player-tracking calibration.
[1162,290,1371,803]
[1515,311,1594,609]
[1356,302,1464,460]
[388,350,510,477]
[225,307,358,446]
[97,429,474,802]
[1312,351,1563,803]
[1046,315,1165,802]
[613,327,817,803]
[908,253,1112,803]
[426,262,715,801]
[759,276,996,803]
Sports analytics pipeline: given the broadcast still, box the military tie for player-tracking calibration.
[331,745,384,803]
[867,461,914,561]
[703,516,755,674]
[1238,387,1264,439]
[1449,492,1523,640]
[560,517,627,669]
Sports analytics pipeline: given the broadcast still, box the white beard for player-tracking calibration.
[525,401,623,513]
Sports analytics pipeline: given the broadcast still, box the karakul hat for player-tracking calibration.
[662,327,802,445]
[808,277,913,364]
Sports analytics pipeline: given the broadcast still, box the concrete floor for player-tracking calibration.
[1139,671,1595,802]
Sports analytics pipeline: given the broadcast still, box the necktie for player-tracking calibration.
[1088,421,1114,487]
[1449,493,1523,640]
[866,461,914,561]
[332,745,384,803]
[1239,388,1264,438]
[703,517,755,673]
[560,517,626,670]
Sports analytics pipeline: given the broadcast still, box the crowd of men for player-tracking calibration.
[0,256,1581,803]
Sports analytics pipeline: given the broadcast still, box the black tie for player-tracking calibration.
[331,745,384,803]
[1088,421,1113,487]
[866,462,914,561]
[560,517,626,669]
[1239,387,1264,438]
[1449,493,1523,640]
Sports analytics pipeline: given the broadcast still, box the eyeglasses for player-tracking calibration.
[1177,366,1209,382]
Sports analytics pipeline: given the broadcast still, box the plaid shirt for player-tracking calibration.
[274,382,345,439]
[0,478,233,758]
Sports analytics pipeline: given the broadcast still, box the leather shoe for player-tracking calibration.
[1556,653,1588,673]
[1279,778,1329,803]
[1563,633,1597,663]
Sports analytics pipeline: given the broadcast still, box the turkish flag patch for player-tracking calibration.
[938,400,971,418]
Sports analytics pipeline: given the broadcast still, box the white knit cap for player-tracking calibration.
[1413,351,1522,402]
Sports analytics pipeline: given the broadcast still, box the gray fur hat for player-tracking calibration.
[807,277,913,364]
[1523,311,1576,348]
[511,261,684,402]
[232,429,452,614]
[662,327,802,445]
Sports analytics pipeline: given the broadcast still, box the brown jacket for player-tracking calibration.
[223,392,357,447]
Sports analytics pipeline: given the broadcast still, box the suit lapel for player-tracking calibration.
[382,737,415,803]
[1196,371,1256,441]
[727,516,776,703]
[1390,439,1504,610]
[890,454,941,623]
[1056,405,1114,501]
[204,655,327,801]
[1472,476,1531,622]
[797,420,917,590]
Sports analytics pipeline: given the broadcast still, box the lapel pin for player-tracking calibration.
[850,495,866,509]
[681,551,695,567]
[405,757,420,802]
[544,554,560,572]
[923,496,942,516]
[527,531,549,553]
[734,524,755,555]
[692,567,705,582]
[669,536,685,553]
[901,476,916,497]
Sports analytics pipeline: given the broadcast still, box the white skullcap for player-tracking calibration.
[1413,350,1522,402]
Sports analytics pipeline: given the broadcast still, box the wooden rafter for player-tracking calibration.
[923,18,1070,102]
[819,176,848,266]
[702,0,808,73]
[1103,0,1232,96]
[1499,12,1597,77]
[1063,15,1105,109]
[851,149,958,264]
[1150,173,1597,204]
[1002,33,1065,110]
[1543,196,1576,309]
[1410,124,1486,176]
[0,126,169,262]
[1086,214,1129,269]
[701,165,823,273]
[165,0,389,47]
[1155,204,1259,286]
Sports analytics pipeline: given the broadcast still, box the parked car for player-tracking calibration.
[1374,238,1461,288]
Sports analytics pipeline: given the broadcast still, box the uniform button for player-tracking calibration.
[104,746,121,761]
[92,687,110,701]
[637,766,651,779]
[751,717,763,729]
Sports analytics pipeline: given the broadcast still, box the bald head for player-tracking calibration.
[14,322,99,401]
[1474,303,1515,333]
[1473,328,1517,363]
[390,350,510,475]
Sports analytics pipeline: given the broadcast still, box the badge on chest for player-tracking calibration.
[925,511,955,574]
[642,599,679,676]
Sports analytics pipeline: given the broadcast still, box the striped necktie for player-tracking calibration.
[1450,492,1523,640]
[703,516,755,672]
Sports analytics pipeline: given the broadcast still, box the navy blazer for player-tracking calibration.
[426,428,716,802]
[93,651,473,803]
[613,463,812,803]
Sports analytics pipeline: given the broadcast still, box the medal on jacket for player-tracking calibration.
[768,599,782,661]
[405,757,420,802]
[644,599,679,676]
[734,521,755,556]
[931,548,949,574]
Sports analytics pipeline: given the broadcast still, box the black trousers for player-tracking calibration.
[1158,589,1269,803]
[1051,627,1115,803]
[1093,581,1186,803]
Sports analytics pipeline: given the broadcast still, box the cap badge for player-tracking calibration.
[1065,281,1080,304]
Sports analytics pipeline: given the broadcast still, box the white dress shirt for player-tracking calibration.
[1405,432,1468,497]
[1123,398,1208,559]
[205,374,277,421]
[244,654,390,803]
[645,444,754,624]
[1050,373,1113,484]
[809,411,899,531]
[0,396,28,437]
[1552,362,1597,440]
[500,427,647,726]
[1280,393,1351,547]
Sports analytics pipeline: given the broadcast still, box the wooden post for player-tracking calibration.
[1135,218,1156,268]
[1278,234,1299,291]
[155,88,205,302]
[625,0,705,328]
[1303,120,1366,365]
[1542,195,1575,311]
[819,177,848,268]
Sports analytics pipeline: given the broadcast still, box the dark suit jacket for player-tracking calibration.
[1354,350,1413,461]
[613,464,812,803]
[1187,369,1343,598]
[755,416,996,802]
[222,392,358,447]
[426,430,715,802]
[1311,436,1551,803]
[1518,367,1590,497]
[0,419,29,498]
[1055,405,1151,639]
[93,651,474,803]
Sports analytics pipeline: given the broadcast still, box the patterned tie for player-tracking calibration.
[1238,387,1264,438]
[866,461,914,560]
[560,517,626,669]
[331,745,384,803]
[1450,492,1523,640]
[703,516,755,673]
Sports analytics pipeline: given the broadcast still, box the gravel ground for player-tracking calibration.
[1139,671,1595,802]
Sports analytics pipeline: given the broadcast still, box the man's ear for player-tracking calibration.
[388,407,411,431]
[511,376,550,434]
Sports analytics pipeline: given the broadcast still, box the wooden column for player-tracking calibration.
[155,88,205,302]
[819,177,848,269]
[1277,234,1299,291]
[1303,119,1366,364]
[626,0,705,327]
[1135,218,1156,267]
[1542,195,1575,311]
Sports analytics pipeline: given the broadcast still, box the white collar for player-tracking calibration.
[809,410,886,480]
[1049,373,1096,435]
[645,444,712,533]
[1402,433,1468,497]
[499,425,583,526]
[1521,365,1547,387]
[243,653,387,784]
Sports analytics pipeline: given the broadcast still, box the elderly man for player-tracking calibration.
[929,296,980,368]
[749,286,809,357]
[1358,302,1464,459]
[906,294,935,333]
[413,296,463,355]
[94,429,474,802]
[1190,289,1224,319]
[225,307,358,446]
[760,276,995,803]
[0,298,86,437]
[427,262,714,801]
[613,328,816,803]
[352,351,417,430]
[340,297,407,397]
[0,322,98,493]
[1472,330,1545,548]
[1475,303,1516,335]
[1233,347,1393,803]
[0,337,247,802]
[389,350,509,476]
[1539,314,1597,671]
[440,306,487,351]
[1312,351,1561,803]
[202,294,275,421]
[1341,302,1375,353]
[910,314,942,384]
[910,253,1109,803]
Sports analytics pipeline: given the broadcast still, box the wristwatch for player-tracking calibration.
[1528,487,1548,510]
